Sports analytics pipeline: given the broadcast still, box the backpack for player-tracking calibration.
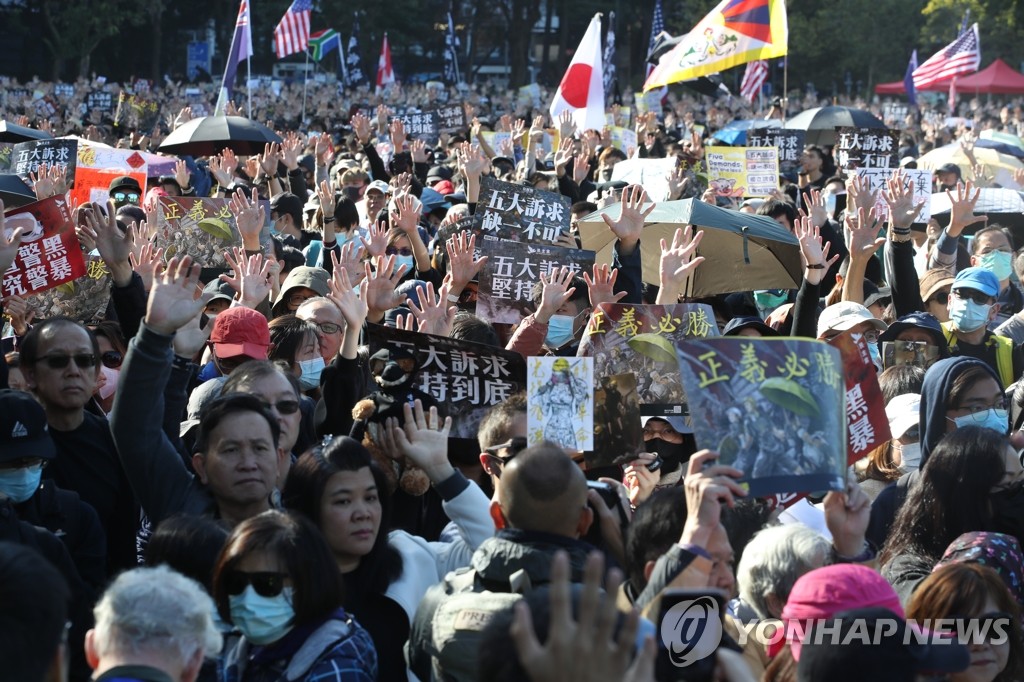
[427,567,532,682]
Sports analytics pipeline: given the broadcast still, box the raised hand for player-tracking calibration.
[4,295,33,336]
[409,282,457,337]
[358,220,388,259]
[363,255,409,316]
[600,184,654,251]
[392,192,421,234]
[844,206,885,261]
[144,256,214,336]
[666,166,689,200]
[327,263,368,328]
[313,133,332,166]
[656,227,705,303]
[389,118,407,152]
[173,106,192,129]
[226,251,272,308]
[536,266,576,324]
[316,179,336,223]
[410,139,428,164]
[583,263,627,309]
[794,215,838,287]
[806,187,828,228]
[823,478,871,559]
[553,137,574,177]
[171,309,212,359]
[331,242,366,288]
[260,142,282,176]
[281,132,303,171]
[384,400,454,484]
[208,154,234,187]
[243,155,260,180]
[351,112,372,146]
[82,200,133,284]
[945,179,987,237]
[174,159,191,191]
[228,187,265,250]
[445,231,487,289]
[129,241,165,292]
[572,155,590,185]
[882,169,926,231]
[846,173,877,219]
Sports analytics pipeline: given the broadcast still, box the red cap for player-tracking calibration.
[209,307,270,360]
[770,564,904,661]
[433,179,455,196]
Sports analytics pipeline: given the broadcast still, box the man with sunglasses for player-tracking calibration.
[942,267,1024,389]
[919,269,954,324]
[107,176,142,209]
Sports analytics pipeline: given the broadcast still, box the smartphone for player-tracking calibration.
[583,481,630,549]
[655,589,727,682]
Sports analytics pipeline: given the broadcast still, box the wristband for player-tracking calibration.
[324,216,336,223]
[806,263,825,270]
[890,226,911,235]
[446,293,460,303]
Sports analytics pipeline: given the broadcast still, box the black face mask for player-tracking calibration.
[343,186,361,202]
[645,438,689,472]
[991,482,1024,538]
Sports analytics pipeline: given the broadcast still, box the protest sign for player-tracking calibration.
[834,127,900,170]
[2,195,86,298]
[476,240,595,325]
[608,126,638,154]
[69,167,147,209]
[746,128,806,176]
[11,138,78,186]
[883,103,910,127]
[114,90,161,131]
[76,144,150,175]
[0,143,13,173]
[30,254,111,323]
[479,131,512,153]
[86,90,114,113]
[677,338,846,497]
[610,157,677,201]
[852,167,932,222]
[475,176,571,244]
[395,110,439,139]
[156,196,241,267]
[365,324,527,439]
[517,84,542,108]
[827,331,891,465]
[53,83,75,98]
[578,303,718,418]
[706,146,779,198]
[591,372,644,468]
[433,103,466,131]
[527,357,594,452]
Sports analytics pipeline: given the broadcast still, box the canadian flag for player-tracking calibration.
[549,14,605,133]
[376,32,394,92]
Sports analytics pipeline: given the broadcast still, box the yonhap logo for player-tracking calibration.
[660,595,723,666]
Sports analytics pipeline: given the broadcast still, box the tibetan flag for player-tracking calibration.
[644,0,788,91]
[309,29,341,62]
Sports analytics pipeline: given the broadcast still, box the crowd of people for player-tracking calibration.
[2,70,1024,682]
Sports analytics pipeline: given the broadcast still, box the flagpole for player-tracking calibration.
[302,48,309,123]
[781,58,788,120]
[246,51,252,116]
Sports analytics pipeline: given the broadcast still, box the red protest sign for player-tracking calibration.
[3,195,86,297]
[69,167,147,209]
[827,330,891,465]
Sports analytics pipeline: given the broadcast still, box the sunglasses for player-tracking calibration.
[315,322,343,335]
[483,437,529,477]
[37,354,96,369]
[223,570,289,597]
[101,350,123,369]
[928,290,950,306]
[112,191,140,204]
[385,246,414,257]
[953,288,995,306]
[260,399,300,415]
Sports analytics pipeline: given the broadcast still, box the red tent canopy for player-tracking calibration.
[874,77,951,95]
[957,59,1024,94]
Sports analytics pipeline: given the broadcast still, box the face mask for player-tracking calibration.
[645,437,689,472]
[229,585,295,646]
[393,254,415,275]
[868,342,882,369]
[0,465,42,504]
[980,251,1014,282]
[98,365,119,401]
[950,408,1009,435]
[825,193,837,217]
[948,298,992,332]
[991,482,1024,538]
[753,290,788,318]
[896,443,922,473]
[268,219,279,236]
[545,314,576,349]
[298,356,325,390]
[343,186,361,202]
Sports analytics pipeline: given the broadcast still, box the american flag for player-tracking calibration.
[273,0,312,60]
[913,23,980,89]
[740,60,769,102]
[646,0,664,79]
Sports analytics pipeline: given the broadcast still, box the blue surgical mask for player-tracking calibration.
[268,219,279,236]
[868,341,882,368]
[980,251,1013,282]
[545,314,576,349]
[393,254,415,275]
[298,356,325,390]
[229,585,295,646]
[0,465,42,504]
[949,298,992,332]
[950,407,1009,434]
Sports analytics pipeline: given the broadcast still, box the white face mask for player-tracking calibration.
[897,442,922,472]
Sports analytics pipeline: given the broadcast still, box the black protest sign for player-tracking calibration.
[747,128,806,175]
[591,372,644,468]
[53,83,75,99]
[834,127,899,170]
[476,239,595,325]
[395,110,439,140]
[475,176,571,245]
[114,91,161,131]
[86,90,114,113]
[365,324,527,439]
[433,104,466,131]
[883,103,910,127]
[11,138,78,187]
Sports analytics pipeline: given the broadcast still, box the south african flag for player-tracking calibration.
[308,29,341,62]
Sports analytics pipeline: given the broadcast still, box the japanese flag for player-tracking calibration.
[549,14,605,133]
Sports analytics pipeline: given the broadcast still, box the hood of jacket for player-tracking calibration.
[469,529,595,589]
[919,356,1001,465]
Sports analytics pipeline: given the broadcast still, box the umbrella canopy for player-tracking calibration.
[0,174,36,208]
[0,121,54,143]
[930,188,1024,234]
[785,106,887,146]
[710,119,782,146]
[917,142,1023,190]
[980,130,1024,153]
[975,139,1024,160]
[578,198,802,297]
[158,116,281,156]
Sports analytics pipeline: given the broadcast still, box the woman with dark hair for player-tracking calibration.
[90,320,127,413]
[907,563,1024,682]
[880,426,1023,604]
[212,510,376,681]
[268,315,324,397]
[282,413,492,682]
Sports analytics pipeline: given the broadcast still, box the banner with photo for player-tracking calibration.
[2,195,86,298]
[156,196,241,268]
[591,372,644,468]
[527,356,594,452]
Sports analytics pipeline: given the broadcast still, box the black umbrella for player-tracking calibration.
[0,174,36,208]
[785,106,887,146]
[158,116,282,156]
[0,121,54,143]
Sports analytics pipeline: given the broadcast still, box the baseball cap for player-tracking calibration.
[722,316,780,337]
[419,187,451,214]
[879,312,945,346]
[365,180,389,196]
[426,165,453,183]
[773,564,904,660]
[796,607,969,682]
[952,266,999,298]
[919,269,954,303]
[209,307,270,359]
[0,389,57,462]
[885,393,921,440]
[270,192,304,222]
[937,162,962,177]
[640,415,689,433]
[202,279,236,305]
[275,266,330,307]
[816,301,888,339]
[863,281,892,310]
[108,175,142,194]
[433,179,455,196]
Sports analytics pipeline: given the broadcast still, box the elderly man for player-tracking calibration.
[86,565,222,682]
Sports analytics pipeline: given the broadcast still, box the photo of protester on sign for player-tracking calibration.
[2,195,85,297]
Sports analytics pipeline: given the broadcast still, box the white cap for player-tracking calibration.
[885,393,921,440]
[816,301,888,339]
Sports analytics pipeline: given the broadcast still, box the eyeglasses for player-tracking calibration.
[314,322,343,335]
[952,288,995,306]
[483,437,528,478]
[112,191,140,204]
[928,290,950,306]
[223,570,289,597]
[36,354,96,369]
[861,330,881,344]
[0,457,46,472]
[385,246,414,257]
[101,351,123,369]
[260,399,300,415]
[288,293,317,307]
